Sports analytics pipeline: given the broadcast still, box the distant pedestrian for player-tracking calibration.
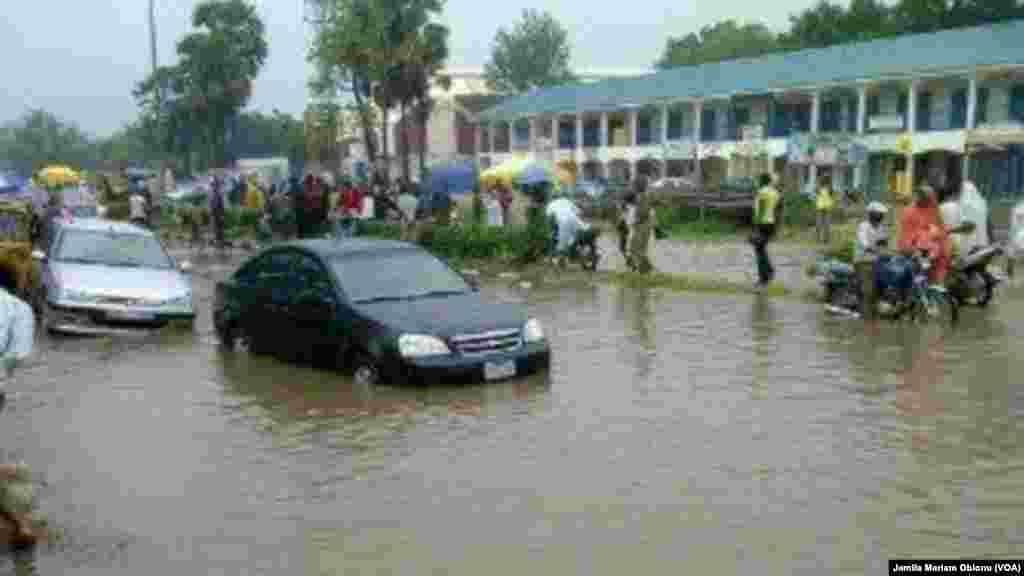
[129,191,148,228]
[209,174,226,249]
[627,176,655,274]
[815,175,834,244]
[751,172,780,289]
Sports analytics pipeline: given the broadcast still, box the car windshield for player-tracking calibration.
[55,230,174,269]
[332,249,470,304]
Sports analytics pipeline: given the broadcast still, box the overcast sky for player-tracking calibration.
[0,0,818,137]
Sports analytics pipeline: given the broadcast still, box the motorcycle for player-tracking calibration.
[947,243,1004,307]
[816,248,959,324]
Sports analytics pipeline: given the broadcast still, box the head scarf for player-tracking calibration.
[959,180,989,250]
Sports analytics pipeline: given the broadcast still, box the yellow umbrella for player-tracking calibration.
[37,165,80,187]
[479,156,530,188]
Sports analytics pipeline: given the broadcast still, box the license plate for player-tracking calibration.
[107,310,154,321]
[483,360,516,381]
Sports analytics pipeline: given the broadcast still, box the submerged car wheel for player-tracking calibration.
[967,271,994,307]
[352,354,380,386]
[216,320,237,350]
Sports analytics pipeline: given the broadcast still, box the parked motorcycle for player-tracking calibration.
[816,249,959,324]
[947,243,1004,307]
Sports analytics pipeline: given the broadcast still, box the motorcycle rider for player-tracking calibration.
[898,183,949,285]
[854,202,890,317]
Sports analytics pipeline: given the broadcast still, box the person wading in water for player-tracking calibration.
[751,173,780,290]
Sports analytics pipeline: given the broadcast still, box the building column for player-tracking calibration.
[551,115,560,151]
[529,116,538,153]
[575,113,585,165]
[600,113,609,148]
[808,91,821,195]
[964,74,978,178]
[854,85,868,190]
[693,101,703,177]
[628,109,638,147]
[489,122,496,155]
[660,105,670,144]
[509,119,518,152]
[907,80,919,191]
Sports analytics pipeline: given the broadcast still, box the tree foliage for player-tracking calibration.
[134,0,267,171]
[655,20,780,69]
[483,9,577,93]
[657,0,1024,69]
[0,110,100,175]
[307,0,450,180]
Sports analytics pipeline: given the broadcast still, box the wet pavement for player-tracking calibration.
[2,244,1023,574]
[597,235,820,290]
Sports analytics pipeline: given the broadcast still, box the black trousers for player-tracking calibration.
[752,223,776,285]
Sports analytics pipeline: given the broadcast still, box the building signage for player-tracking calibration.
[661,140,696,160]
[787,133,868,166]
[741,124,764,141]
[869,115,904,131]
[965,123,1024,148]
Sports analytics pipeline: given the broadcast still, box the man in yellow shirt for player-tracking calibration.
[751,173,780,289]
[815,175,834,244]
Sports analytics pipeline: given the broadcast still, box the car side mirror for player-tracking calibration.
[31,249,45,261]
[179,260,193,273]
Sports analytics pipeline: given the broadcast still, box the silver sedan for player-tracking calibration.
[33,218,195,335]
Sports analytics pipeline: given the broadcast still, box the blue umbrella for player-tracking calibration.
[427,161,477,196]
[0,172,26,194]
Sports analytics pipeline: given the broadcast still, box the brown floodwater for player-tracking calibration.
[1,249,1022,574]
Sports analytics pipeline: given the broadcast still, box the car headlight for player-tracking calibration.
[523,318,545,343]
[397,334,451,358]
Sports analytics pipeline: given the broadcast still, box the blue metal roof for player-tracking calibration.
[479,20,1024,122]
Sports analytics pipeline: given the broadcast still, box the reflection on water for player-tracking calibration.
[6,272,1024,575]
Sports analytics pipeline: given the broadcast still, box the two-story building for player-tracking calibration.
[388,67,652,179]
[474,20,1024,203]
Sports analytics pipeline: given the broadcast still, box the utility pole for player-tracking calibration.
[148,0,158,79]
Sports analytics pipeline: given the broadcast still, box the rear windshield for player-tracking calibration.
[331,249,469,303]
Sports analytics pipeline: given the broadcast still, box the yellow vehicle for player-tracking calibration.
[0,199,39,305]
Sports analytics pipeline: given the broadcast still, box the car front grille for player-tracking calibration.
[96,296,156,306]
[450,328,522,356]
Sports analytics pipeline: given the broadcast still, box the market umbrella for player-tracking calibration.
[0,172,26,194]
[513,163,552,187]
[37,165,80,187]
[479,156,530,188]
[512,161,568,194]
[427,161,477,196]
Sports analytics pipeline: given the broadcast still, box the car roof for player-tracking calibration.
[274,238,421,259]
[55,218,154,237]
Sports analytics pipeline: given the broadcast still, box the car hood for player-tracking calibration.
[355,292,527,338]
[50,262,189,300]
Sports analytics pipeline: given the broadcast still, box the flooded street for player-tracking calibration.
[2,248,1023,574]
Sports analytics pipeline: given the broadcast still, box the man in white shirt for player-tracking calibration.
[0,287,34,410]
[545,193,589,254]
[129,192,148,227]
[854,202,890,318]
[958,180,990,255]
